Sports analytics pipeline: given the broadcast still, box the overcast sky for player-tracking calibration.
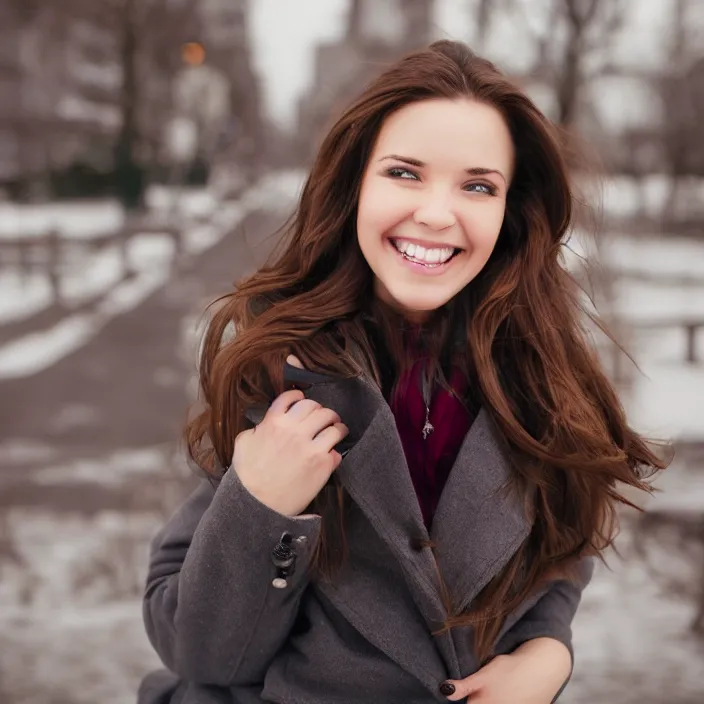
[249,0,681,130]
[249,0,474,128]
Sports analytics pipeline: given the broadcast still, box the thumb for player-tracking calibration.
[286,354,304,369]
[441,671,484,700]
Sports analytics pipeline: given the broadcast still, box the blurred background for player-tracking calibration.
[0,1,702,702]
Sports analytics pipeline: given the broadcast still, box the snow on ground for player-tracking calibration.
[0,172,305,378]
[561,226,704,443]
[0,271,56,323]
[626,361,704,443]
[0,267,171,378]
[0,200,126,241]
[0,170,702,701]
[614,277,704,322]
[569,547,704,704]
[602,174,704,223]
[0,479,701,704]
[31,446,173,487]
[0,508,164,704]
[0,172,305,325]
[0,185,227,241]
[604,233,704,279]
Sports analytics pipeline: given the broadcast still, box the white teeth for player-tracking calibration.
[391,239,456,265]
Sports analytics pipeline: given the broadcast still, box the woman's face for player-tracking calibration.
[356,98,514,321]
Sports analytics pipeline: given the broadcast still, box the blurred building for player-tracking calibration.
[0,4,127,195]
[296,0,434,157]
[197,0,264,174]
[53,16,122,170]
[0,1,211,199]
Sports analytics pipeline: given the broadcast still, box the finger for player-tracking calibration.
[286,354,304,369]
[285,398,321,420]
[302,407,342,438]
[234,427,253,445]
[441,673,484,701]
[329,449,343,470]
[269,389,305,414]
[232,428,253,462]
[313,423,349,454]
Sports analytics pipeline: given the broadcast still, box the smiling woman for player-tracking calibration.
[357,98,514,317]
[138,40,669,704]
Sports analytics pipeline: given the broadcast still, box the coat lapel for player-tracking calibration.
[305,377,444,622]
[430,407,533,612]
[305,376,459,689]
[303,375,533,685]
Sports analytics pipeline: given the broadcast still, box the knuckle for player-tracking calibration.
[270,413,286,429]
[281,389,303,404]
[234,428,250,444]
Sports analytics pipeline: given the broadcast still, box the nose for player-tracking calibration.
[412,192,456,231]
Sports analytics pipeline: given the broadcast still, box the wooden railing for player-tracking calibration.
[633,318,704,364]
[0,224,183,307]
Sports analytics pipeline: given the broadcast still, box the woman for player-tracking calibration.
[138,40,667,703]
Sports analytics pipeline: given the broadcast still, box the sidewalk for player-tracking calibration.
[0,207,287,463]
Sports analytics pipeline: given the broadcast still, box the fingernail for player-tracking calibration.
[439,681,456,697]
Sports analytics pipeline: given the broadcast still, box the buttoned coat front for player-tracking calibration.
[139,372,594,704]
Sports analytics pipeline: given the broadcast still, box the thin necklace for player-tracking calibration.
[420,365,434,440]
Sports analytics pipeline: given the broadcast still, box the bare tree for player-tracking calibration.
[471,0,493,52]
[659,0,704,230]
[0,1,73,198]
[56,0,203,209]
[503,0,626,127]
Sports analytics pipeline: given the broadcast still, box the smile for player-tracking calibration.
[389,238,462,268]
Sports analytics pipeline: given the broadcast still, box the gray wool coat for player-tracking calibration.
[138,372,594,704]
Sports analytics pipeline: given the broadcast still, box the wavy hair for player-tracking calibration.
[186,40,669,661]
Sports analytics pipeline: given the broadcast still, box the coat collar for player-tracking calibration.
[304,372,533,681]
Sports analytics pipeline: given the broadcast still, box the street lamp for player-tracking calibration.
[181,42,206,67]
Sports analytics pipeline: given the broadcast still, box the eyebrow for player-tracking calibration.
[379,154,507,186]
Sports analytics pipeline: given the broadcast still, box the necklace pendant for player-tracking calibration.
[422,406,434,440]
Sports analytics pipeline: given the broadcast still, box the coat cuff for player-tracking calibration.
[494,557,595,701]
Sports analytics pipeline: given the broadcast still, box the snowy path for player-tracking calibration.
[1,492,701,704]
[0,172,305,379]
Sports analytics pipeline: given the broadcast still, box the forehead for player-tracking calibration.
[371,98,514,178]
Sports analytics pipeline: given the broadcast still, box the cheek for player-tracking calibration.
[357,184,407,240]
[462,204,506,251]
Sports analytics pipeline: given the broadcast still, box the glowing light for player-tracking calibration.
[182,42,206,66]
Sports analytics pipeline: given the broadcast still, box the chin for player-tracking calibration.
[391,296,453,318]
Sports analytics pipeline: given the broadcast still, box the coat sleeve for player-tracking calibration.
[142,468,321,687]
[494,557,595,700]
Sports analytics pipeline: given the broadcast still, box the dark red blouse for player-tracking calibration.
[389,349,473,529]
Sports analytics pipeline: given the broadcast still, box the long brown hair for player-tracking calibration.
[186,40,669,661]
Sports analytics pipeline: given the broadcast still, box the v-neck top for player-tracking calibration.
[388,343,474,529]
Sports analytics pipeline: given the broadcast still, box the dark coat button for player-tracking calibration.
[410,536,428,552]
[272,532,296,569]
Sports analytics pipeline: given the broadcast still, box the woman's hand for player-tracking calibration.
[232,356,348,517]
[441,638,571,703]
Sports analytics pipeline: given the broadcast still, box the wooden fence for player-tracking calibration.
[0,224,183,307]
